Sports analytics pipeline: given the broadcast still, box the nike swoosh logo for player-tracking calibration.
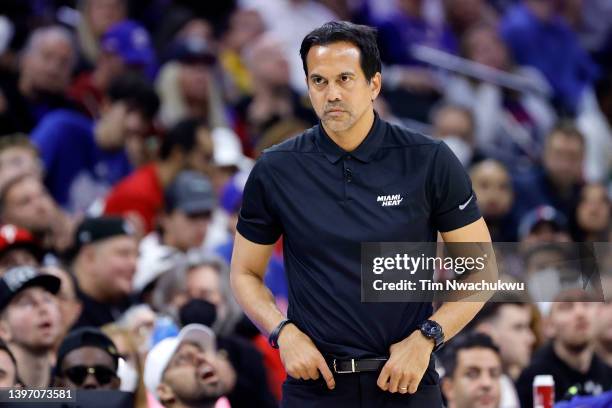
[459,195,473,210]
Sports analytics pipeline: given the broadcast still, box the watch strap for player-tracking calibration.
[269,318,292,349]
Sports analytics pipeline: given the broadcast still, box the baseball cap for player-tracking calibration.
[72,216,135,255]
[518,205,568,239]
[101,20,155,67]
[166,36,216,65]
[144,324,215,399]
[56,327,120,372]
[165,171,216,215]
[0,224,43,261]
[212,127,249,169]
[0,265,60,311]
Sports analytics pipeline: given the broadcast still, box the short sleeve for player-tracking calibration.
[429,141,481,232]
[236,156,282,245]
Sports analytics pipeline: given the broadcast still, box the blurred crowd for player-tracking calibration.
[0,0,609,407]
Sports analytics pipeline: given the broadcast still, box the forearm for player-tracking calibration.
[230,267,286,336]
[429,301,485,341]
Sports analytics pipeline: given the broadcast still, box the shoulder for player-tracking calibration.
[382,120,441,153]
[32,109,92,138]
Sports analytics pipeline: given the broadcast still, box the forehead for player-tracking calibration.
[306,41,363,76]
[63,346,115,368]
[10,286,48,303]
[456,347,501,370]
[175,341,203,355]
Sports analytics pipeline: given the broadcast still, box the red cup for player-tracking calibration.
[533,375,555,408]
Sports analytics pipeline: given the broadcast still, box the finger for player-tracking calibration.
[316,357,335,390]
[388,368,402,393]
[408,374,421,394]
[398,380,410,394]
[307,362,319,380]
[377,365,390,391]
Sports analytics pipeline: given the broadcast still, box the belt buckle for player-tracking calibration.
[333,358,356,374]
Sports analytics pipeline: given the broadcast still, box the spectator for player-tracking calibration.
[500,0,599,115]
[54,326,121,390]
[0,26,77,134]
[70,20,156,118]
[104,119,214,233]
[572,183,610,242]
[76,0,128,68]
[235,33,317,155]
[70,217,138,328]
[431,104,485,167]
[469,160,516,241]
[440,332,502,408]
[0,266,62,387]
[42,266,83,348]
[134,171,216,293]
[444,0,499,39]
[512,124,585,222]
[117,304,156,363]
[593,277,612,367]
[144,324,235,408]
[518,205,572,244]
[0,224,44,272]
[444,24,556,170]
[0,338,18,387]
[31,73,159,213]
[516,291,612,407]
[0,134,43,188]
[0,173,76,253]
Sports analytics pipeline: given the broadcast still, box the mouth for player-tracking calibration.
[38,321,53,331]
[197,365,218,385]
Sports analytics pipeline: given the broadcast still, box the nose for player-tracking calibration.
[82,373,99,389]
[326,81,342,102]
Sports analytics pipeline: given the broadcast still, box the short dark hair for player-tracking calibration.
[159,118,206,160]
[440,332,500,378]
[463,297,526,332]
[299,21,381,82]
[107,73,160,120]
[547,121,585,148]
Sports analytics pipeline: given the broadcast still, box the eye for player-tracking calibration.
[340,74,351,82]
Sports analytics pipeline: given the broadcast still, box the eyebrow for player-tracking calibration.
[309,71,356,80]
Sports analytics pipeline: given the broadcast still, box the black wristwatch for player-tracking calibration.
[269,318,293,349]
[419,320,445,352]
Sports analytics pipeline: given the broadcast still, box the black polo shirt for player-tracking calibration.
[237,113,481,359]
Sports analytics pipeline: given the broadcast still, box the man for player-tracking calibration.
[440,332,502,408]
[0,224,44,272]
[144,323,234,407]
[431,104,483,168]
[0,26,77,134]
[43,266,83,348]
[70,216,138,328]
[0,266,62,387]
[0,338,19,387]
[516,291,612,406]
[133,170,216,293]
[32,73,159,212]
[594,277,612,366]
[230,21,493,407]
[55,327,121,389]
[518,205,572,243]
[104,119,214,233]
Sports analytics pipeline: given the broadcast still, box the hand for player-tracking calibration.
[277,323,336,390]
[377,331,434,394]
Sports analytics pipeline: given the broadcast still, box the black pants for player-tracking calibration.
[280,360,443,408]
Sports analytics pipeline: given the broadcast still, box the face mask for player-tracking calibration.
[527,267,562,302]
[117,358,139,393]
[442,136,473,167]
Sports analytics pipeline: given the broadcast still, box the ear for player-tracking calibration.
[0,315,12,342]
[157,383,175,405]
[369,72,382,101]
[441,376,454,402]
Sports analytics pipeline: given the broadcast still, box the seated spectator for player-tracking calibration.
[516,291,612,407]
[444,24,556,171]
[0,338,18,387]
[512,124,585,222]
[518,205,572,244]
[0,167,76,254]
[0,224,44,271]
[440,332,502,408]
[31,73,159,212]
[134,171,216,293]
[144,324,235,408]
[235,33,317,155]
[594,277,612,367]
[0,134,43,188]
[571,183,610,242]
[117,304,156,362]
[469,160,516,241]
[0,26,77,134]
[70,20,156,118]
[431,104,486,168]
[0,266,62,387]
[444,0,499,39]
[70,217,138,328]
[54,327,121,390]
[500,0,599,115]
[42,266,83,348]
[104,119,214,233]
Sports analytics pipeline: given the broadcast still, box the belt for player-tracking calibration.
[329,358,387,374]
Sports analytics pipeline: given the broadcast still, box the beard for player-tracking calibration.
[562,339,590,354]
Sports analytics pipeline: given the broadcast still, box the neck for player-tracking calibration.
[10,343,52,387]
[322,109,375,152]
[156,161,182,188]
[595,340,612,367]
[505,364,522,381]
[171,400,216,408]
[18,76,35,99]
[553,340,593,373]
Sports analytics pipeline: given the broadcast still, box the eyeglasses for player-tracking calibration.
[62,365,117,386]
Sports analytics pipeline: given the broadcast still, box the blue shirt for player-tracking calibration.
[31,109,133,212]
[237,113,480,358]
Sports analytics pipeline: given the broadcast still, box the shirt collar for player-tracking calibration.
[315,111,385,164]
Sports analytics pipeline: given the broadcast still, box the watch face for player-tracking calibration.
[423,321,442,336]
